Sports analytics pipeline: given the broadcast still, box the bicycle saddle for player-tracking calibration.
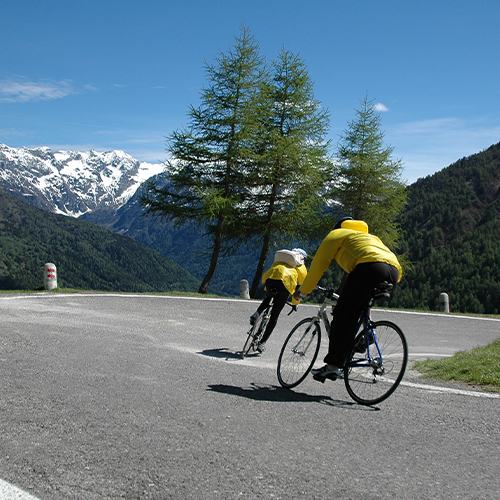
[373,281,393,302]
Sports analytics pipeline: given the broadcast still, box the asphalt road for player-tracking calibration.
[0,293,499,500]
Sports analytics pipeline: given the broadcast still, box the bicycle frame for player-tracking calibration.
[287,289,335,356]
[260,298,273,332]
[346,306,384,372]
[318,286,384,371]
[311,286,336,330]
[315,298,334,334]
[240,297,274,358]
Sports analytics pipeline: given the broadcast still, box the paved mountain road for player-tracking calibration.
[0,293,499,500]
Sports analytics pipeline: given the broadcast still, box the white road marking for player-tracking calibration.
[0,479,42,500]
[166,343,500,400]
[399,379,500,398]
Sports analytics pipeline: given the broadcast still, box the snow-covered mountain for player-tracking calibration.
[0,142,164,217]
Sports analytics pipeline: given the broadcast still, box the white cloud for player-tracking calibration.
[0,78,76,103]
[374,102,389,112]
[0,127,28,138]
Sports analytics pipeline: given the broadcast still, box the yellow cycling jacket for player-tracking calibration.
[262,262,308,305]
[299,229,402,295]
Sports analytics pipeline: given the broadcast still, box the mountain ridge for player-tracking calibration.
[392,141,500,313]
[0,188,200,292]
[0,142,164,217]
[3,140,500,313]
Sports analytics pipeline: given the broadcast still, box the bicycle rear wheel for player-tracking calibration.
[241,312,266,358]
[344,320,408,405]
[277,318,321,388]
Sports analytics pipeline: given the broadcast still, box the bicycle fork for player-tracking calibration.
[291,319,319,356]
[364,324,384,375]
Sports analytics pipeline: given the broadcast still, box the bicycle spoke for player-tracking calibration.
[344,321,408,405]
[277,318,321,388]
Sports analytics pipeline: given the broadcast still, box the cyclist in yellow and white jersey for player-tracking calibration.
[250,248,308,353]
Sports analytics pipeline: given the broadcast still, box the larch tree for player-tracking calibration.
[141,27,267,294]
[333,95,407,248]
[241,49,333,297]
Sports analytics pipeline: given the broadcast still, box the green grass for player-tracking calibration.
[413,338,500,392]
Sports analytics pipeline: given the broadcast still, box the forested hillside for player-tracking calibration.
[0,189,200,293]
[392,141,500,314]
[84,142,500,313]
[83,182,274,296]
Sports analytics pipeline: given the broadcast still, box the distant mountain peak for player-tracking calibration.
[0,142,164,217]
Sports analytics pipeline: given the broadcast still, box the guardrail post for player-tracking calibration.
[239,279,250,299]
[439,292,449,313]
[43,263,57,290]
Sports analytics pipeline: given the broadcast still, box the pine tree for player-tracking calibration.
[240,49,333,297]
[333,95,407,248]
[141,27,266,293]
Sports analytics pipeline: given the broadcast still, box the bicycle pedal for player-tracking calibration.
[312,373,326,383]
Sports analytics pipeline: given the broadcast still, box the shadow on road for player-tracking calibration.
[207,383,379,411]
[198,347,247,360]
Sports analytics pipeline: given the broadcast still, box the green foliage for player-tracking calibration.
[392,142,500,314]
[332,95,407,249]
[142,27,267,293]
[242,49,333,238]
[0,190,200,293]
[239,48,334,295]
[142,28,335,296]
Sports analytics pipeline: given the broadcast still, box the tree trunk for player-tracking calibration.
[198,217,224,294]
[249,231,271,298]
[249,182,278,298]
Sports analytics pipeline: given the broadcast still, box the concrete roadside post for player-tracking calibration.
[43,263,57,290]
[439,292,450,313]
[239,280,250,299]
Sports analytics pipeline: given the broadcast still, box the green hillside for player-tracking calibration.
[0,189,200,293]
[392,141,500,314]
[83,182,275,297]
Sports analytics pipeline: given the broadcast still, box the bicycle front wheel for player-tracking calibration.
[344,320,408,405]
[277,318,321,388]
[241,312,266,358]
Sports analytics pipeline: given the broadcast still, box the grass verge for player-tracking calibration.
[413,338,500,392]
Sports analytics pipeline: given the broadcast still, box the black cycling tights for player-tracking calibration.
[257,279,289,344]
[324,262,399,367]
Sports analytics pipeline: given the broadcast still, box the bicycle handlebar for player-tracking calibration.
[286,302,298,315]
[316,286,339,300]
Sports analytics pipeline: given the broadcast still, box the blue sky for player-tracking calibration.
[1,0,499,184]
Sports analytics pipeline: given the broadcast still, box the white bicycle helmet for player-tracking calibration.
[292,248,307,259]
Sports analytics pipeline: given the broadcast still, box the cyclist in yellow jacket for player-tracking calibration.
[294,218,402,381]
[250,248,308,353]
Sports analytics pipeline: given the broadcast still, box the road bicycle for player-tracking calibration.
[241,290,277,358]
[241,291,294,358]
[276,282,408,405]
